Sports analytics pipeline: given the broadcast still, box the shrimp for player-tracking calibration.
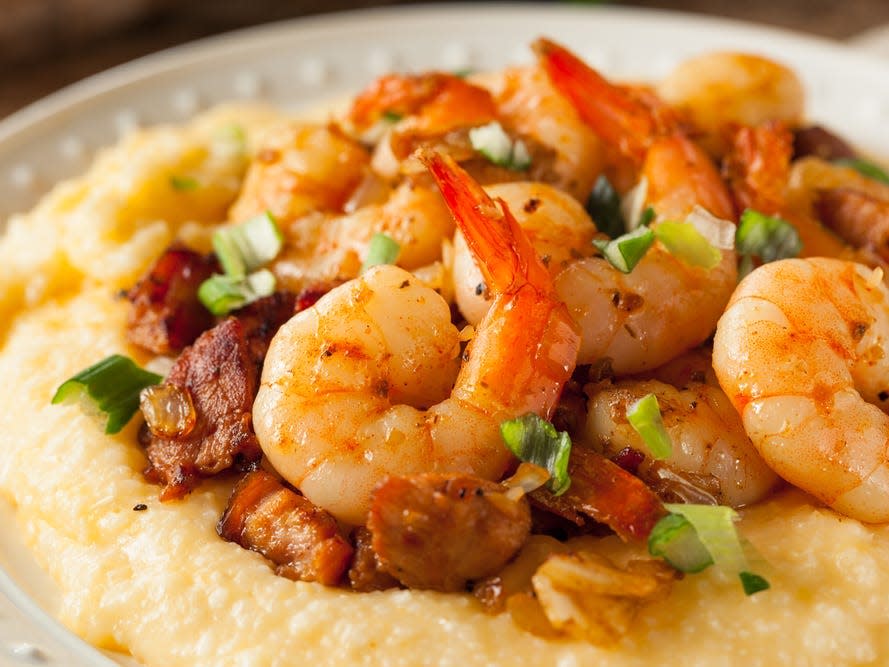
[452,39,737,374]
[253,151,580,524]
[713,257,889,522]
[584,378,780,507]
[657,52,805,157]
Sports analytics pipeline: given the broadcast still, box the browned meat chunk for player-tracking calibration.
[347,527,399,592]
[531,447,665,542]
[126,245,218,355]
[793,125,856,162]
[218,470,354,585]
[142,293,296,499]
[367,473,531,592]
[816,188,889,263]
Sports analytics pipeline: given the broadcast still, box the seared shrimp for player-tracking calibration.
[482,38,736,373]
[585,379,780,507]
[713,257,889,522]
[254,152,580,524]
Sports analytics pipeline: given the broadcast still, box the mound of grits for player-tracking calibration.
[1,105,889,667]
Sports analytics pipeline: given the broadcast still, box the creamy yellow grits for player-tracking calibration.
[1,105,889,667]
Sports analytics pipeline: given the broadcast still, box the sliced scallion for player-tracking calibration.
[648,513,713,573]
[637,206,656,228]
[736,209,801,264]
[381,110,403,123]
[469,121,531,171]
[500,413,572,496]
[626,393,672,459]
[593,226,655,273]
[654,221,722,269]
[834,157,889,185]
[585,175,624,238]
[212,212,283,280]
[198,268,277,316]
[51,355,162,434]
[169,175,199,191]
[360,233,401,274]
[739,570,771,595]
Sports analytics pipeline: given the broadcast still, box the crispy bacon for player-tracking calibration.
[815,188,889,263]
[126,245,218,355]
[367,473,531,592]
[218,470,354,585]
[531,446,665,542]
[142,293,296,499]
[347,527,399,592]
[792,125,856,162]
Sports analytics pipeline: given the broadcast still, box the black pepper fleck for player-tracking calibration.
[133,503,148,512]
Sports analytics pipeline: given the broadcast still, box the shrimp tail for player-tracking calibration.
[533,37,656,163]
[420,149,580,420]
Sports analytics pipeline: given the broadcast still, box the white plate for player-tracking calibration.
[2,4,889,666]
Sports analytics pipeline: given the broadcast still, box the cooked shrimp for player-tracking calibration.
[253,152,580,524]
[585,378,780,507]
[657,52,805,157]
[713,257,889,522]
[271,180,455,293]
[456,39,734,374]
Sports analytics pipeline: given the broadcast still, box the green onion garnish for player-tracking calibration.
[648,513,713,573]
[593,226,655,273]
[500,413,572,496]
[169,175,200,191]
[212,212,284,280]
[585,175,624,238]
[736,209,801,264]
[663,503,769,596]
[834,157,889,185]
[360,233,401,274]
[468,121,531,171]
[637,206,656,228]
[654,221,722,269]
[213,123,247,157]
[198,269,276,316]
[626,393,672,459]
[381,110,403,123]
[51,355,162,434]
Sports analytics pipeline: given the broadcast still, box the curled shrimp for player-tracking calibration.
[452,39,737,373]
[713,257,889,522]
[584,378,780,508]
[253,151,580,524]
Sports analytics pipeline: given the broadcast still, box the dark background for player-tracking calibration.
[3,0,889,119]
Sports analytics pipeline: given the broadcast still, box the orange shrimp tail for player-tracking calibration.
[725,121,849,257]
[533,37,657,165]
[420,150,551,294]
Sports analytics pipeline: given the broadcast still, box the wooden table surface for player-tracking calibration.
[2,0,889,120]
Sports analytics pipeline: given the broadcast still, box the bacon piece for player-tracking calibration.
[792,125,856,162]
[142,293,296,499]
[218,470,353,585]
[815,188,889,263]
[126,245,218,355]
[531,446,665,542]
[367,473,531,592]
[347,527,399,592]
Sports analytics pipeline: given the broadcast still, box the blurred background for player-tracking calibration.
[3,0,889,119]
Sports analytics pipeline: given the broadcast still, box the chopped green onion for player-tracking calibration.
[469,121,531,171]
[664,503,769,596]
[213,123,247,157]
[685,206,735,250]
[593,226,655,273]
[648,513,713,573]
[169,175,199,191]
[360,233,401,274]
[736,209,802,264]
[626,393,672,459]
[637,206,656,228]
[500,413,572,496]
[198,268,276,316]
[381,110,403,123]
[654,221,722,269]
[834,157,889,185]
[453,68,474,79]
[585,175,624,238]
[212,212,284,280]
[739,571,771,595]
[51,355,162,434]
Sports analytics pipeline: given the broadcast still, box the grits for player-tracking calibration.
[3,106,889,667]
